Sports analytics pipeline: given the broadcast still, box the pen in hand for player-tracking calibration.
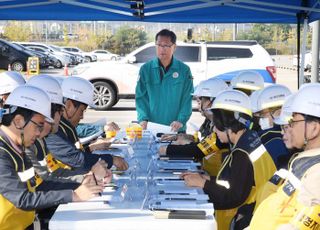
[92,172,102,196]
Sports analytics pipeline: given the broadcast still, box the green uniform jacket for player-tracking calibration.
[135,57,193,131]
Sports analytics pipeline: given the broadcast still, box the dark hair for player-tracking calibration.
[1,105,34,127]
[305,114,320,123]
[199,96,213,101]
[155,29,177,44]
[51,103,64,118]
[64,98,87,108]
[212,109,251,133]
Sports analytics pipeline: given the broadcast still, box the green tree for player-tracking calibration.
[113,26,147,55]
[237,24,273,46]
[3,21,32,41]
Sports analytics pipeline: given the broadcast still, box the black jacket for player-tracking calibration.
[203,130,258,210]
[46,117,113,171]
[0,129,73,211]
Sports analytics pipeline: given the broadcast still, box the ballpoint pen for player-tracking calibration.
[92,172,102,196]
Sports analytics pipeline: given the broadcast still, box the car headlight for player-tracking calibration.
[72,66,89,75]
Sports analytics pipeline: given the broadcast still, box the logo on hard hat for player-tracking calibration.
[70,88,83,94]
[242,80,255,84]
[21,96,36,102]
[226,99,241,104]
[270,94,285,99]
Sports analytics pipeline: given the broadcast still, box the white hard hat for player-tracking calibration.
[5,85,53,122]
[27,75,64,106]
[197,78,228,98]
[62,76,95,108]
[273,94,296,125]
[211,89,252,117]
[192,81,204,96]
[0,71,26,95]
[291,83,320,118]
[231,71,264,91]
[256,84,291,112]
[250,89,262,113]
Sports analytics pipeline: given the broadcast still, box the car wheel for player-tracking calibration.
[111,56,117,61]
[85,56,92,62]
[93,81,116,110]
[55,60,63,69]
[11,61,24,72]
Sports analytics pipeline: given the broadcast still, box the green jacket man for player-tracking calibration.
[135,29,193,132]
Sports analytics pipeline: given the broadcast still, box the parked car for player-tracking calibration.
[26,46,62,68]
[62,47,97,62]
[0,39,35,71]
[90,50,120,61]
[48,45,79,66]
[12,42,50,69]
[17,42,72,68]
[72,40,276,110]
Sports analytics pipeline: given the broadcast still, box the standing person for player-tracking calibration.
[0,85,103,229]
[135,29,193,132]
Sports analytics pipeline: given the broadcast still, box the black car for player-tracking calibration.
[0,39,35,71]
[12,43,50,69]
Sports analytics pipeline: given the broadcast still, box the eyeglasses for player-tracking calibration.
[280,124,290,132]
[29,119,44,132]
[155,43,174,49]
[288,119,305,128]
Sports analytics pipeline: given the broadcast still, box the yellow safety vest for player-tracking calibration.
[215,144,276,230]
[59,120,85,151]
[202,149,229,176]
[0,137,43,230]
[249,150,320,230]
[197,133,220,156]
[35,138,71,173]
[255,168,289,207]
[198,133,229,176]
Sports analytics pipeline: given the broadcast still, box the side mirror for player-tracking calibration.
[127,55,136,64]
[2,46,9,53]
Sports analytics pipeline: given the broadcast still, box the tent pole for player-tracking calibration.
[297,14,301,89]
[311,20,320,83]
[300,17,308,87]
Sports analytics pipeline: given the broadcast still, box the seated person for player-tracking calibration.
[181,90,276,230]
[0,85,104,229]
[253,84,291,169]
[46,77,128,173]
[26,75,111,183]
[230,70,265,96]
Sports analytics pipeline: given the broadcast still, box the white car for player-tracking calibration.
[62,47,97,62]
[90,50,120,61]
[72,41,276,110]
